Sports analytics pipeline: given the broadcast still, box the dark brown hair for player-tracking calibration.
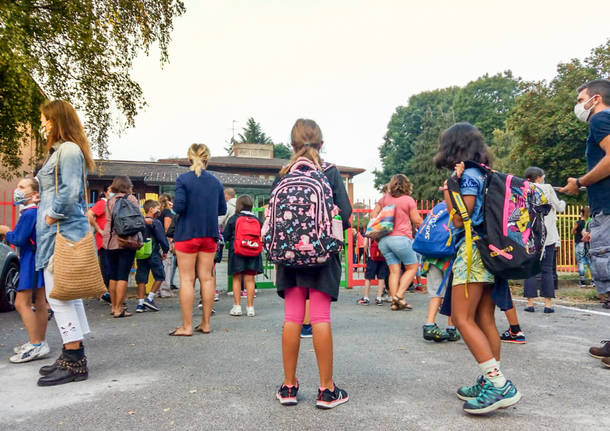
[433,122,493,170]
[158,193,172,211]
[279,119,323,177]
[235,194,253,213]
[110,176,133,194]
[143,199,160,213]
[40,100,96,170]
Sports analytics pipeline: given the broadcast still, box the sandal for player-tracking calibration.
[195,325,210,334]
[169,328,192,336]
[113,309,132,318]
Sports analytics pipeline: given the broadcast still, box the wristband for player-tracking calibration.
[576,178,582,188]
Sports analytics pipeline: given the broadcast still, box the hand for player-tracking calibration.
[439,180,448,191]
[96,228,104,235]
[162,253,167,260]
[582,231,591,242]
[45,216,57,226]
[0,225,9,235]
[559,178,580,196]
[454,162,465,179]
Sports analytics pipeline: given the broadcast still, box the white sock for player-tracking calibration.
[138,298,144,306]
[147,292,155,301]
[479,358,507,388]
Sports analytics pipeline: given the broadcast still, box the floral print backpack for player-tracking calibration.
[262,157,344,267]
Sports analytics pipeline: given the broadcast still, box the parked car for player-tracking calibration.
[0,241,19,312]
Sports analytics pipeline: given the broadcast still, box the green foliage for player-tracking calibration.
[238,117,273,145]
[453,71,520,142]
[507,40,609,202]
[0,0,186,173]
[273,142,292,159]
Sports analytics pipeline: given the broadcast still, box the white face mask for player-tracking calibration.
[574,96,596,122]
[39,124,49,140]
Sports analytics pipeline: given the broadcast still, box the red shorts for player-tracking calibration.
[236,270,258,276]
[174,237,217,254]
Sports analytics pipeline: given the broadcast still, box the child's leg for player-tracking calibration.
[309,289,333,389]
[150,280,163,295]
[363,278,371,299]
[426,297,443,324]
[448,315,455,326]
[475,289,501,362]
[303,299,310,325]
[232,273,243,306]
[245,274,255,308]
[504,307,521,333]
[375,279,384,299]
[451,283,494,362]
[137,283,146,299]
[15,290,44,344]
[283,287,307,386]
[32,288,49,342]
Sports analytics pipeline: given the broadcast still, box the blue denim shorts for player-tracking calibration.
[378,235,417,266]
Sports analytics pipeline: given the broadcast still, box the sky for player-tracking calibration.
[106,0,609,202]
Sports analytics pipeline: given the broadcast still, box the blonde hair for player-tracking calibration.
[279,119,323,177]
[188,143,210,177]
[388,174,413,197]
[40,100,96,170]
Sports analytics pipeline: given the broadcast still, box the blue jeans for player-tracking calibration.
[575,242,591,281]
[378,235,417,266]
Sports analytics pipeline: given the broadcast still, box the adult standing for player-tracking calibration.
[87,186,112,300]
[158,193,176,297]
[560,79,610,369]
[103,176,139,318]
[218,188,236,230]
[370,174,423,310]
[35,100,94,386]
[572,206,592,287]
[522,167,565,313]
[171,144,226,336]
[560,78,610,311]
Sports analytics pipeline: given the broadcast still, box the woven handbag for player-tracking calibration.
[49,156,107,301]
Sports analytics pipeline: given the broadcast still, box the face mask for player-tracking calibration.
[108,192,115,198]
[574,96,596,122]
[39,124,49,140]
[13,189,29,206]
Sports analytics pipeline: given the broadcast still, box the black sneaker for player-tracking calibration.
[276,381,299,406]
[316,384,349,409]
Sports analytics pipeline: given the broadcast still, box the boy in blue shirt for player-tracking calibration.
[135,200,170,312]
[0,178,48,363]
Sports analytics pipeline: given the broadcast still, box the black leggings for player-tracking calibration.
[107,249,136,282]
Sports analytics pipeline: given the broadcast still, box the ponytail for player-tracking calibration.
[188,143,210,177]
[280,119,324,177]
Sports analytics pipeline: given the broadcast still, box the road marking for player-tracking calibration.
[512,299,610,317]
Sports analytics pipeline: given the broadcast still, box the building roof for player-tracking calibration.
[157,156,366,176]
[91,160,274,188]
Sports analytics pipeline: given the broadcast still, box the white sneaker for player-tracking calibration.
[214,292,220,302]
[246,306,255,317]
[9,341,50,363]
[229,305,242,316]
[13,341,32,354]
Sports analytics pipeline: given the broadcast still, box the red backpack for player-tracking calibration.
[234,215,262,257]
[369,239,385,261]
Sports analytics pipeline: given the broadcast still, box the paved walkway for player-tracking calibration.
[1,287,609,430]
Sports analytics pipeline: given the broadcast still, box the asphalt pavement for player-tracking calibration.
[1,287,609,431]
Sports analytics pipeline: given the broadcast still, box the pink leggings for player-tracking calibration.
[284,287,331,325]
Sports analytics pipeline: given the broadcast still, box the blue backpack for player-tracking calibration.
[412,202,455,258]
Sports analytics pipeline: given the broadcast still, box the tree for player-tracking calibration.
[507,40,609,200]
[0,0,185,173]
[452,71,520,142]
[273,143,292,159]
[238,117,273,145]
[374,87,459,190]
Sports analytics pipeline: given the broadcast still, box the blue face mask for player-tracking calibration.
[108,192,115,199]
[13,189,29,206]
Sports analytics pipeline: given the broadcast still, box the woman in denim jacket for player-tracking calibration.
[35,100,96,387]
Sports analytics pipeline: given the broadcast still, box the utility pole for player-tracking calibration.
[226,120,238,155]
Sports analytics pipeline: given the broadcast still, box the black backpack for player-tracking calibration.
[447,161,550,281]
[111,196,146,237]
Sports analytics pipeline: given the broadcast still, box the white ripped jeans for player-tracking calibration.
[44,268,90,344]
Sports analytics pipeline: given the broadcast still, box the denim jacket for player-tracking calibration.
[35,142,90,270]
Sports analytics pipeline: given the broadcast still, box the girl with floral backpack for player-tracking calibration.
[267,119,352,409]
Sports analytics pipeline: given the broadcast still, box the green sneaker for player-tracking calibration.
[446,327,461,342]
[423,324,449,342]
[463,380,522,415]
[456,375,486,401]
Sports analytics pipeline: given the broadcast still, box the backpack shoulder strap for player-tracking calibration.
[447,174,474,298]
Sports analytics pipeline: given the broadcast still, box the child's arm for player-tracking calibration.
[152,219,170,253]
[4,210,36,248]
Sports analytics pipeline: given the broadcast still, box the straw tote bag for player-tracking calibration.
[49,157,107,301]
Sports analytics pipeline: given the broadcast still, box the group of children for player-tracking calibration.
[5,118,565,416]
